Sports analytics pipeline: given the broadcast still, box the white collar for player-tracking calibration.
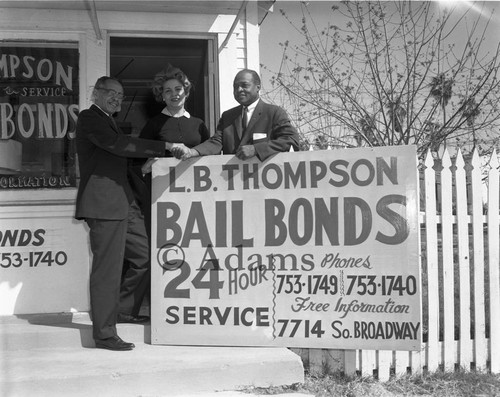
[162,107,191,118]
[244,98,259,111]
[94,103,112,117]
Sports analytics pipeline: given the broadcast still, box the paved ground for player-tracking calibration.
[1,312,307,397]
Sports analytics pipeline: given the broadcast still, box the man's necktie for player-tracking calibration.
[240,106,253,145]
[242,106,248,130]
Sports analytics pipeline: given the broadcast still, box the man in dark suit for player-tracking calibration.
[75,76,171,351]
[172,69,299,160]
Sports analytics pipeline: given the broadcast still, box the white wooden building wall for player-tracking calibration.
[0,4,260,316]
[0,5,256,115]
[0,5,257,200]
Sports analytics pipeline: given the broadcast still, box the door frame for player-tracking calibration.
[108,31,220,135]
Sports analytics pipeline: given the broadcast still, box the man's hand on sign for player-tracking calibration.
[235,144,256,160]
[141,158,158,174]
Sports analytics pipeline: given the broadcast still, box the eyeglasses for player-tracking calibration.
[95,87,126,100]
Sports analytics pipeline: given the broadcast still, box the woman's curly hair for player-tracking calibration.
[151,64,192,103]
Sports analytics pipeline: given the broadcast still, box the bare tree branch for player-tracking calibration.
[261,0,500,156]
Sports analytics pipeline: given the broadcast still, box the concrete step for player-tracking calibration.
[0,313,304,397]
[0,312,151,351]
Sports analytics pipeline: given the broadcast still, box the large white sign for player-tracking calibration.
[151,146,421,350]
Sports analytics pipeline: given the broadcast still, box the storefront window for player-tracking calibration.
[0,42,79,189]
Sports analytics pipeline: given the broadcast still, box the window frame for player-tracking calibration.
[0,32,85,205]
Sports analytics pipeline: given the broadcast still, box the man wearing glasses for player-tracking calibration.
[75,77,171,351]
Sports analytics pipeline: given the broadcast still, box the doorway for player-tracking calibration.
[110,36,218,136]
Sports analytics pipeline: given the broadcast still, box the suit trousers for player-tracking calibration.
[86,201,150,340]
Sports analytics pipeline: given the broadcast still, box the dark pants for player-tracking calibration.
[86,201,150,340]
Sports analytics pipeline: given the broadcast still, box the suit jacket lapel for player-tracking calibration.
[91,104,121,134]
[109,116,120,133]
[233,100,265,142]
[245,100,263,133]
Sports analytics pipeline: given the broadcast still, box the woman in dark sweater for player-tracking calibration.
[134,65,210,233]
[140,64,209,159]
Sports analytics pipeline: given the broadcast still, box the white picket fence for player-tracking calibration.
[290,147,500,379]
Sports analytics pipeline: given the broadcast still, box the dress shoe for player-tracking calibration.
[95,335,135,351]
[117,313,150,324]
